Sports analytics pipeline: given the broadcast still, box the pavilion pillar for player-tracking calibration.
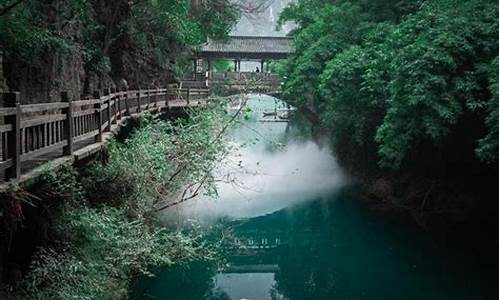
[237,60,241,72]
[260,60,264,73]
[207,59,212,79]
[234,60,237,72]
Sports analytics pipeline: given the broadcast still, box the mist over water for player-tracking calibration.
[138,96,497,300]
[135,5,498,298]
[167,95,345,220]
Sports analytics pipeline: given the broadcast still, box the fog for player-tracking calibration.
[165,95,346,221]
[163,4,344,222]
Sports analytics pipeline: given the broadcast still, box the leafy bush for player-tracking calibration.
[21,205,209,300]
[8,102,232,299]
[88,102,230,212]
[374,0,498,168]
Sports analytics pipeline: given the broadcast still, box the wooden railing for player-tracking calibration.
[210,72,281,82]
[184,72,282,83]
[0,86,210,182]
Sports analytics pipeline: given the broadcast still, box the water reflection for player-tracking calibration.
[134,190,496,300]
[133,95,496,300]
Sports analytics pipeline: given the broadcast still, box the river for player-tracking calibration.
[132,95,497,300]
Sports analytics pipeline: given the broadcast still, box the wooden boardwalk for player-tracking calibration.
[0,86,210,189]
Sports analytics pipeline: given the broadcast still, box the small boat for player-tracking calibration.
[263,111,277,117]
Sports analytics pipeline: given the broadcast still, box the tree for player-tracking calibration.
[277,0,498,173]
[375,0,498,168]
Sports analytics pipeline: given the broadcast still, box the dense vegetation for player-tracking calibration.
[0,0,497,296]
[0,103,233,299]
[278,0,498,210]
[0,0,239,94]
[0,1,240,296]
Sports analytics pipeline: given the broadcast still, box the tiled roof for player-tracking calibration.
[201,36,294,54]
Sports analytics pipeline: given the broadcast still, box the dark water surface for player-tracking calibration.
[132,95,497,300]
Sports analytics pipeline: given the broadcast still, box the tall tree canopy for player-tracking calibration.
[0,0,239,89]
[278,0,498,172]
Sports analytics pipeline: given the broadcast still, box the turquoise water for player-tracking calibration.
[132,95,497,300]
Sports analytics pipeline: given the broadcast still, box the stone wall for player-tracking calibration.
[3,50,86,104]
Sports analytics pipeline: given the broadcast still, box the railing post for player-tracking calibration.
[104,88,111,132]
[124,88,130,116]
[116,88,122,121]
[155,88,159,109]
[110,87,117,125]
[186,87,190,105]
[4,92,21,180]
[61,91,73,156]
[136,89,141,113]
[165,87,170,109]
[93,91,102,142]
[146,89,150,110]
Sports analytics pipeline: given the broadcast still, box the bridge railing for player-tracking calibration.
[209,72,281,83]
[0,86,209,183]
[180,80,208,89]
[183,72,282,84]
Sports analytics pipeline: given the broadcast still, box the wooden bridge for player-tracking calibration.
[0,86,209,187]
[207,71,283,97]
[182,36,293,96]
[198,35,293,71]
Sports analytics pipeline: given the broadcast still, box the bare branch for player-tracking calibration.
[155,94,250,211]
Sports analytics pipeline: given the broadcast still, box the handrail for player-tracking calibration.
[0,85,210,182]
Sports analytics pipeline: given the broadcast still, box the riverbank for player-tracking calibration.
[297,100,498,233]
[275,0,498,234]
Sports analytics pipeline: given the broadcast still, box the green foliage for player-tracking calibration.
[267,60,280,73]
[125,0,238,75]
[39,165,85,202]
[87,116,174,211]
[279,0,499,170]
[475,57,499,162]
[0,0,238,77]
[375,0,498,168]
[90,102,230,212]
[279,2,366,107]
[188,0,239,41]
[0,1,67,63]
[10,103,233,299]
[212,59,232,72]
[0,0,96,64]
[21,204,210,300]
[319,39,386,146]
